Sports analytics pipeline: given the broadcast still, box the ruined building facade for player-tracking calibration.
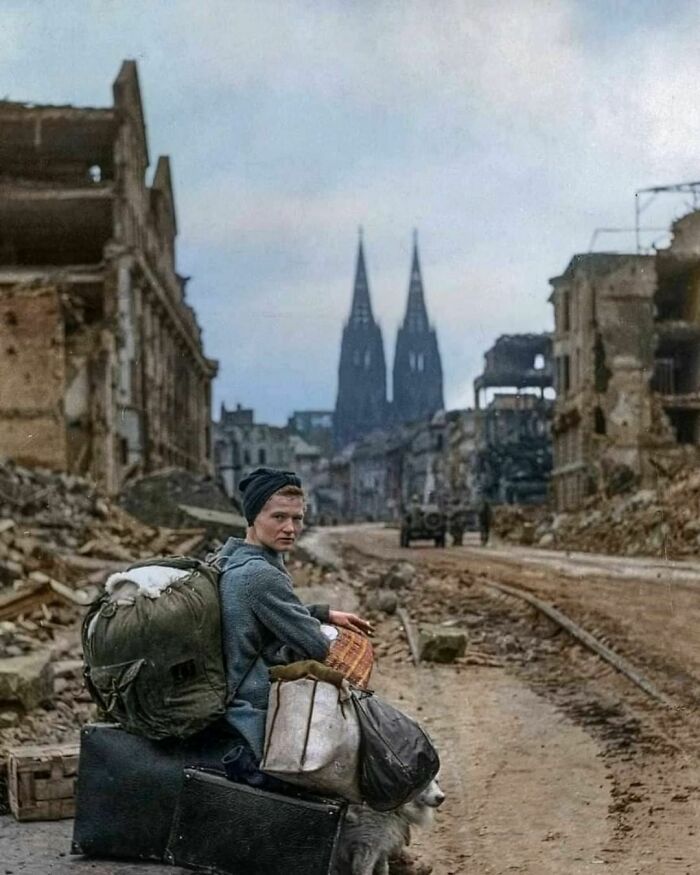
[550,216,700,511]
[473,334,553,504]
[213,404,294,499]
[0,61,217,493]
[334,236,444,448]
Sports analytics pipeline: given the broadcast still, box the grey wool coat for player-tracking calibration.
[217,537,330,759]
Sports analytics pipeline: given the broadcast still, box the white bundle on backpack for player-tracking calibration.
[260,676,362,802]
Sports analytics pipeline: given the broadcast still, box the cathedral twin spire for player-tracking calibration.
[334,231,444,448]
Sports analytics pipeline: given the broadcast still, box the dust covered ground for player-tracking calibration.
[306,524,700,875]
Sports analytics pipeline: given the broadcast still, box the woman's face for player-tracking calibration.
[248,493,304,552]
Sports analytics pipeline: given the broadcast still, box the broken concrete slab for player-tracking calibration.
[0,650,53,710]
[418,624,467,663]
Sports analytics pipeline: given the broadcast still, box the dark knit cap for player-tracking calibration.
[239,467,303,525]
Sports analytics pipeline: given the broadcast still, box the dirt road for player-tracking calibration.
[309,524,700,874]
[2,526,699,874]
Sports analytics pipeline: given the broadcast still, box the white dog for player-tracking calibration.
[333,778,445,875]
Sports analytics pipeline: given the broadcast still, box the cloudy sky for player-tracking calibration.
[3,0,700,423]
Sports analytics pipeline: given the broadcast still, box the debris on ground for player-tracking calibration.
[0,460,218,774]
[119,467,245,539]
[417,624,467,663]
[494,468,700,559]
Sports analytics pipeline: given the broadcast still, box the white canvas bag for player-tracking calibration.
[260,676,362,802]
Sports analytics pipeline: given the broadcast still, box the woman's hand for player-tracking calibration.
[328,610,373,637]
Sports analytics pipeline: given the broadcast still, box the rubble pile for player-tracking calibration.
[0,460,210,766]
[119,467,242,529]
[0,460,209,601]
[495,468,700,558]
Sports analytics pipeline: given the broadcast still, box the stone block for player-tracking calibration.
[382,561,417,590]
[364,589,398,615]
[0,650,53,710]
[418,624,467,663]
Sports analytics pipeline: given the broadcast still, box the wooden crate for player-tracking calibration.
[7,742,79,821]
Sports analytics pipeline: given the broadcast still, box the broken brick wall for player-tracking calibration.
[0,285,67,469]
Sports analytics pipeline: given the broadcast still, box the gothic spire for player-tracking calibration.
[403,232,429,332]
[392,232,444,424]
[349,231,374,327]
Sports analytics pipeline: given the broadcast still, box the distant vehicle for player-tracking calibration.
[400,503,446,548]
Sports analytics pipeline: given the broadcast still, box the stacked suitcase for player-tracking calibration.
[71,723,346,874]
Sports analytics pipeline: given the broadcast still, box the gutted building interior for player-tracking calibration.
[550,216,700,511]
[473,334,553,504]
[0,61,217,493]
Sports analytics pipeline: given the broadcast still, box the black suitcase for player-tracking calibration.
[166,768,346,875]
[72,722,236,861]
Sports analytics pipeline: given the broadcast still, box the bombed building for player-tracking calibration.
[0,61,217,494]
[473,334,554,504]
[550,213,700,511]
[213,404,295,499]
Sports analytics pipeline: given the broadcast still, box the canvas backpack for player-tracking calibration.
[82,556,228,740]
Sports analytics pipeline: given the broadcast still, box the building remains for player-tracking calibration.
[473,334,554,504]
[0,61,217,494]
[550,210,700,510]
[213,403,295,499]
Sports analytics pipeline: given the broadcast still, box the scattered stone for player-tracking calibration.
[51,659,83,680]
[418,624,467,663]
[0,650,53,710]
[0,709,19,728]
[383,561,417,590]
[365,589,398,615]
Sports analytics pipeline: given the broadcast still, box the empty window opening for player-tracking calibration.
[652,358,675,394]
[534,353,545,370]
[88,164,102,183]
[417,353,425,372]
[258,448,266,465]
[562,292,571,332]
[594,406,606,435]
[364,349,371,369]
[594,333,610,394]
[666,410,699,445]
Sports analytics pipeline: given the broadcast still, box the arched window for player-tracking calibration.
[364,349,371,368]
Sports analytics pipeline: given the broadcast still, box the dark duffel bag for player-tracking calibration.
[71,722,235,861]
[166,768,346,875]
[352,691,440,811]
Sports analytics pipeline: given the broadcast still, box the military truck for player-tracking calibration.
[400,502,447,548]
